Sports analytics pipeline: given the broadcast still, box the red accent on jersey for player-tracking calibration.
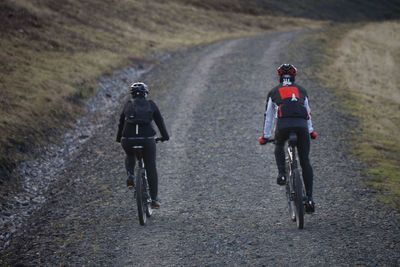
[279,87,299,99]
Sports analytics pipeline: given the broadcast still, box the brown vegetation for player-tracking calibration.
[304,21,400,207]
[330,22,400,206]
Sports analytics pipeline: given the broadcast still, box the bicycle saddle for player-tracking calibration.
[288,132,297,146]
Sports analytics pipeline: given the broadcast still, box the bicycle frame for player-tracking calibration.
[133,146,145,169]
[132,145,152,225]
[287,138,297,172]
[124,137,163,225]
[267,132,306,229]
[286,132,305,229]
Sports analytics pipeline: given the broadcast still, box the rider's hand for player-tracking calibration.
[310,131,317,139]
[160,136,169,142]
[258,136,268,145]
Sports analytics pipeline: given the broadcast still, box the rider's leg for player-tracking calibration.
[124,155,136,176]
[121,139,137,174]
[296,127,313,198]
[121,139,137,187]
[142,138,158,200]
[274,128,290,185]
[297,127,315,212]
[274,142,286,175]
[274,128,289,175]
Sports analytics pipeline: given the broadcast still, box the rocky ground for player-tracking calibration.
[1,30,399,265]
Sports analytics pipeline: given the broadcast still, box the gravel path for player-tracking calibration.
[2,30,399,266]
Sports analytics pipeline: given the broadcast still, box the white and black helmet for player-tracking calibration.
[130,82,149,97]
[277,64,297,83]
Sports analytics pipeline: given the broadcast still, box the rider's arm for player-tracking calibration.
[263,97,277,139]
[304,97,314,133]
[151,101,169,140]
[116,104,126,142]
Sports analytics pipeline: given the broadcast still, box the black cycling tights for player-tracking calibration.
[274,126,314,198]
[121,138,158,200]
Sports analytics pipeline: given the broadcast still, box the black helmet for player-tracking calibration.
[130,82,149,98]
[277,64,297,83]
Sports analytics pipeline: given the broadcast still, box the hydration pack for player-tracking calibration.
[125,98,153,125]
[277,87,309,120]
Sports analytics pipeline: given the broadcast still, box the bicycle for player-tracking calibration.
[129,137,163,226]
[269,132,306,229]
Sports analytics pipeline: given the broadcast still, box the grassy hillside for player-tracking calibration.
[301,21,400,207]
[0,0,399,183]
[329,22,400,207]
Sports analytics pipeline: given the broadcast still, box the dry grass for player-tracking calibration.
[336,22,400,102]
[0,0,325,179]
[317,21,400,207]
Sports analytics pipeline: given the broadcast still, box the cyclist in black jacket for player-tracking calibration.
[116,82,169,209]
[258,64,317,213]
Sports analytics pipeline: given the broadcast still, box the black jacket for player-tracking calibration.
[262,82,314,138]
[116,97,169,142]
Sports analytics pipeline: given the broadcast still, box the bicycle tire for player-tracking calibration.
[286,183,296,222]
[135,168,147,225]
[293,169,304,229]
[144,173,153,217]
[285,157,296,221]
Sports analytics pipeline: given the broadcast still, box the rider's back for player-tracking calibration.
[121,98,157,137]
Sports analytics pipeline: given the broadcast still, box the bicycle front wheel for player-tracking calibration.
[286,184,296,222]
[293,169,304,229]
[135,168,147,225]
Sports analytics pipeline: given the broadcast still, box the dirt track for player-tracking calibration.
[2,30,399,266]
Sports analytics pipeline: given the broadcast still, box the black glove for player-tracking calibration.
[160,136,169,142]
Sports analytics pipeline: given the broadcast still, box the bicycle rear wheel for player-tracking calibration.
[144,175,153,217]
[286,185,296,222]
[293,169,304,229]
[285,157,296,222]
[135,168,147,225]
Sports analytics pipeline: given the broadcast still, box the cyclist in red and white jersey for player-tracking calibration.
[259,64,317,213]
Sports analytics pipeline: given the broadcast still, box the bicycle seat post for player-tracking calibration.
[288,132,297,147]
[132,145,144,168]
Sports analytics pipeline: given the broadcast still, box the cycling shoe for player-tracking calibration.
[305,197,315,213]
[126,174,134,188]
[276,174,286,186]
[151,199,160,209]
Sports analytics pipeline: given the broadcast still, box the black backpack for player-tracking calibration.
[124,98,153,125]
[275,86,309,120]
[278,97,309,120]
